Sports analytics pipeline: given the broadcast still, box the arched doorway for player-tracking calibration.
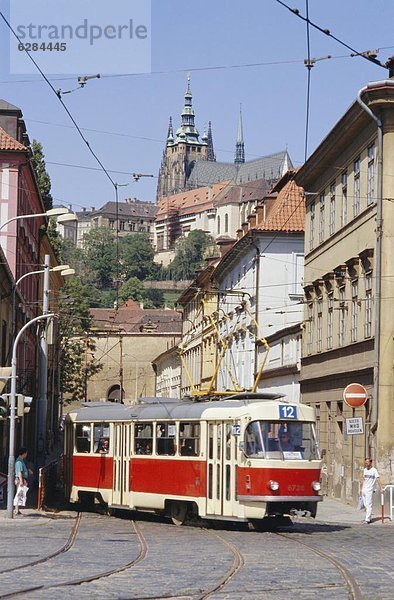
[107,384,124,403]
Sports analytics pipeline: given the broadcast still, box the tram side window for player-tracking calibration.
[93,423,110,453]
[179,422,200,456]
[156,422,176,456]
[75,423,92,453]
[135,423,153,455]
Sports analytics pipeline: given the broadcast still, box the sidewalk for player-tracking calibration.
[314,494,393,525]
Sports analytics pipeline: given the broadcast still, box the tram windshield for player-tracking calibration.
[245,421,320,460]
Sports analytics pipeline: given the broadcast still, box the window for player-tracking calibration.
[179,422,200,456]
[319,193,325,243]
[367,144,375,205]
[224,213,229,233]
[351,279,358,342]
[364,272,372,338]
[341,172,348,227]
[94,423,110,453]
[327,292,333,349]
[353,158,360,217]
[109,219,114,229]
[244,421,320,460]
[307,302,313,354]
[329,183,336,235]
[156,422,176,455]
[309,201,315,250]
[119,220,125,231]
[317,297,323,352]
[129,222,135,231]
[134,422,153,455]
[217,215,220,234]
[75,423,91,453]
[339,285,346,347]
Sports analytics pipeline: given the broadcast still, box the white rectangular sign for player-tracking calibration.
[345,417,364,435]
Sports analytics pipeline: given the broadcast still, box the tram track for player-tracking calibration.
[0,512,82,577]
[0,517,147,599]
[275,531,363,600]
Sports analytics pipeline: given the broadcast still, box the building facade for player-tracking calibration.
[295,79,394,500]
[87,300,182,403]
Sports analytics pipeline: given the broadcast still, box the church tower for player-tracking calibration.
[234,105,245,165]
[156,77,215,200]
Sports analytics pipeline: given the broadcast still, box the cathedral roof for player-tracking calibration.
[187,150,292,189]
[214,178,270,207]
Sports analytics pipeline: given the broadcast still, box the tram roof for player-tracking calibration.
[67,397,316,422]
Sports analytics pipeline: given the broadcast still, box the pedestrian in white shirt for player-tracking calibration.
[361,458,382,524]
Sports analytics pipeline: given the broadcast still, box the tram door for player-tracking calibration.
[206,421,238,516]
[64,423,74,499]
[112,423,131,506]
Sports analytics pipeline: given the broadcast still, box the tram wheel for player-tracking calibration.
[170,501,187,526]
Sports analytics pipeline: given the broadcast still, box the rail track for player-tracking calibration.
[0,512,364,599]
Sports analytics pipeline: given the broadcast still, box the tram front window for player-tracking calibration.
[245,421,320,460]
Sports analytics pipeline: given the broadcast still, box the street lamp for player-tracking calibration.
[6,313,55,519]
[0,207,72,232]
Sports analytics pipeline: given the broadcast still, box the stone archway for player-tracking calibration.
[107,384,124,403]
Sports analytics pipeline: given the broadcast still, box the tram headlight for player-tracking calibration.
[312,481,321,492]
[269,480,280,491]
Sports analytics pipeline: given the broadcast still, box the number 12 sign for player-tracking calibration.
[279,405,298,420]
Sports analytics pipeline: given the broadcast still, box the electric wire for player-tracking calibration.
[274,0,386,69]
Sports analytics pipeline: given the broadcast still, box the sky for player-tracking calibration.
[0,0,393,211]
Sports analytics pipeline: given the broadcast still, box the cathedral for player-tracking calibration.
[156,77,292,201]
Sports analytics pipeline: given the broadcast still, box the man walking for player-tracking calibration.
[361,457,382,524]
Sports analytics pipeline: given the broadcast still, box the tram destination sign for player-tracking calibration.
[345,417,364,435]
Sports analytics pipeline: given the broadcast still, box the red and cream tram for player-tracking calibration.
[64,393,322,526]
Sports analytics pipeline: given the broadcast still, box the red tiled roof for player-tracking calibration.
[90,303,182,334]
[0,126,27,152]
[156,182,229,220]
[254,179,305,232]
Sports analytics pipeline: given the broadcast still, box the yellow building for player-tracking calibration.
[295,78,394,501]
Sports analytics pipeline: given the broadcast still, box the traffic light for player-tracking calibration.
[0,367,12,394]
[0,395,8,419]
[17,395,33,417]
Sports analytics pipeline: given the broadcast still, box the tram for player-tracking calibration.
[64,393,322,527]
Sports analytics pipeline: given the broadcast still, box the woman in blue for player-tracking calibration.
[14,447,31,515]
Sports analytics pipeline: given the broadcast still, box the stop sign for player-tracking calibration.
[343,383,368,408]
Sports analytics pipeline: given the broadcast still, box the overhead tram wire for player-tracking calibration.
[304,0,312,162]
[274,0,386,70]
[0,10,124,309]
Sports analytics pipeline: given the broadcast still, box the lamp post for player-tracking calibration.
[0,207,71,233]
[6,313,55,518]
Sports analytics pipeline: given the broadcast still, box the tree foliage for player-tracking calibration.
[31,139,53,211]
[168,230,213,280]
[58,278,102,403]
[82,227,117,288]
[119,233,159,280]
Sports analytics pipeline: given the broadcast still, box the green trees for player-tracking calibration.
[168,230,213,280]
[82,227,117,288]
[31,139,53,211]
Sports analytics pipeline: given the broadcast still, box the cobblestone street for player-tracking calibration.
[0,498,392,599]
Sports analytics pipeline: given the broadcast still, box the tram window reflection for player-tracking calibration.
[93,423,110,453]
[244,421,320,460]
[156,422,176,456]
[179,422,200,456]
[75,423,92,453]
[135,422,153,455]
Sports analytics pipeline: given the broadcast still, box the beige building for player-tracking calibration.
[295,78,394,501]
[152,346,181,398]
[87,301,182,403]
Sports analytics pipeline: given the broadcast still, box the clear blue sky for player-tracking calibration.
[0,0,393,210]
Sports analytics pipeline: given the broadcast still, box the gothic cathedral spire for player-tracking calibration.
[234,105,245,165]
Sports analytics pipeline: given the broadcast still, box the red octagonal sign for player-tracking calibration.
[343,383,368,408]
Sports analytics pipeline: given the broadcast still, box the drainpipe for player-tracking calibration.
[356,77,394,444]
[250,234,260,389]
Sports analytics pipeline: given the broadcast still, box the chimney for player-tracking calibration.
[90,206,95,212]
[236,228,243,241]
[386,56,394,78]
[247,213,256,230]
[256,203,265,224]
[242,221,248,235]
[82,207,86,213]
[216,236,236,258]
[68,203,72,211]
